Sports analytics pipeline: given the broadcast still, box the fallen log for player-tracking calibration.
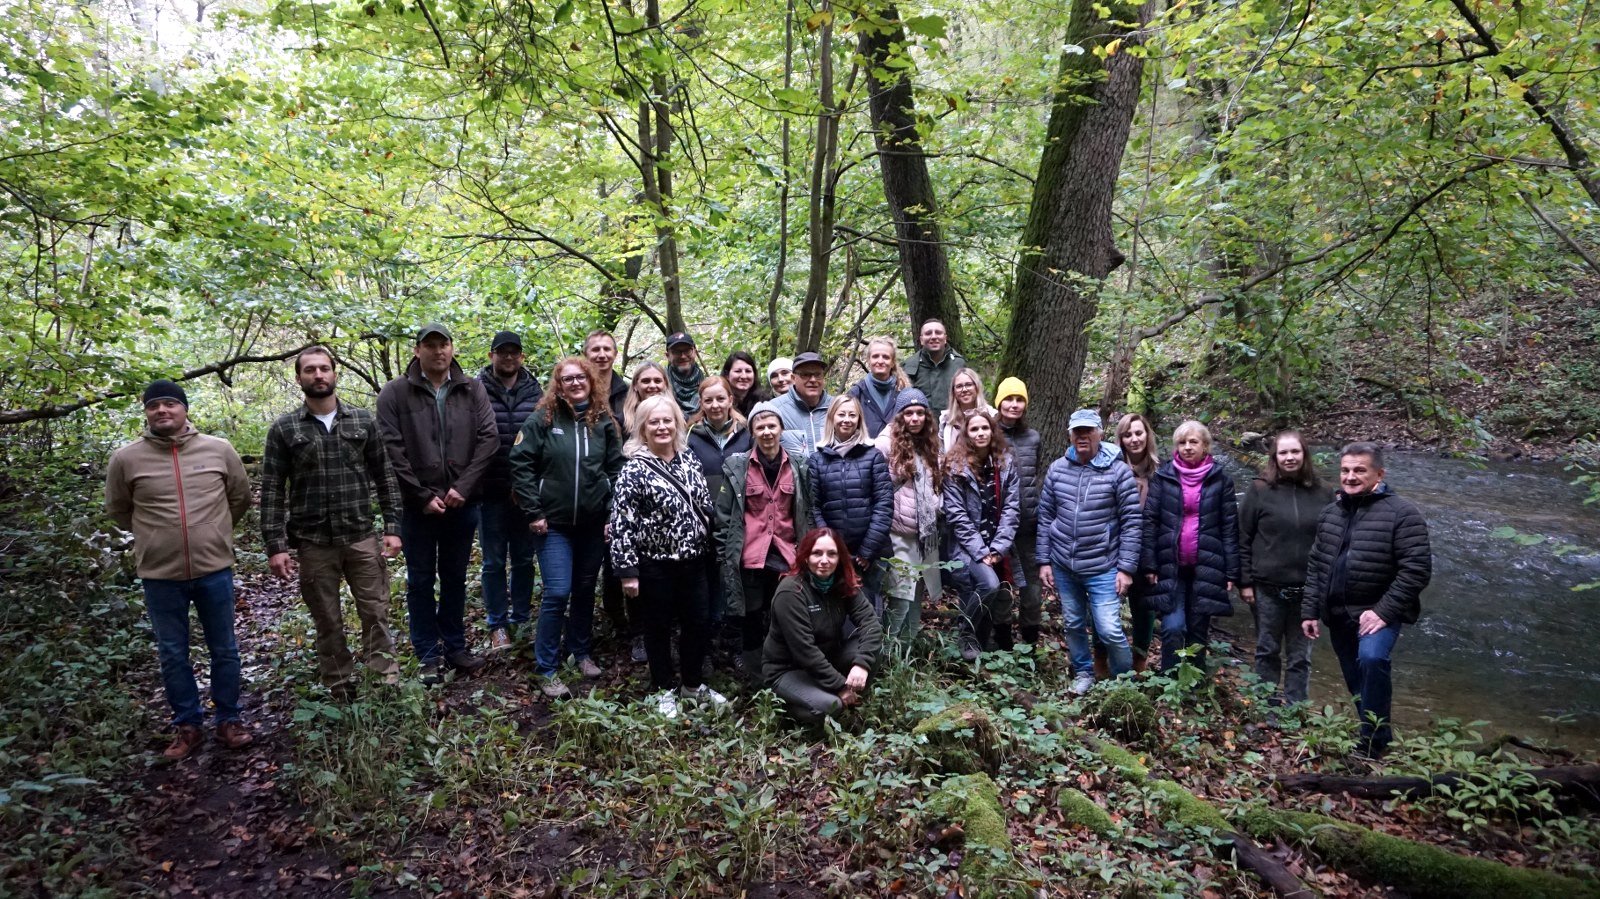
[1275,764,1600,809]
[1239,807,1600,899]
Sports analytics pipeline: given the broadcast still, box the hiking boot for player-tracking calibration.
[576,657,603,679]
[655,690,680,720]
[959,632,981,662]
[1092,644,1110,681]
[539,676,571,700]
[1019,625,1040,646]
[993,624,1014,651]
[489,628,512,654]
[163,724,204,760]
[445,649,485,674]
[1069,673,1096,696]
[216,721,253,751]
[684,683,729,707]
[1131,649,1149,673]
[630,636,648,663]
[420,657,445,686]
[330,682,357,704]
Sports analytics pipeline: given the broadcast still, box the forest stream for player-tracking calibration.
[1228,453,1600,751]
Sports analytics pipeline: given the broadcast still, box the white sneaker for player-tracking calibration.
[685,683,729,706]
[539,676,571,700]
[1069,674,1096,696]
[576,657,603,679]
[656,690,680,719]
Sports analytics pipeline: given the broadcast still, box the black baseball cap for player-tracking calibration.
[416,322,452,343]
[666,331,695,348]
[492,330,522,351]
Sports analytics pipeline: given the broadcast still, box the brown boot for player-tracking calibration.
[1132,649,1149,673]
[1092,644,1110,681]
[216,721,253,751]
[163,724,204,760]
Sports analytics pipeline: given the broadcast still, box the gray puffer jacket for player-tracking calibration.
[1036,442,1142,577]
[943,455,1026,586]
[1002,422,1042,530]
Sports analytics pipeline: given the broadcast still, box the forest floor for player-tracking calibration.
[6,550,1600,898]
[1202,280,1600,461]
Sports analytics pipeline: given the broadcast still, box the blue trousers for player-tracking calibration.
[1327,611,1401,753]
[479,498,536,631]
[532,522,607,677]
[143,568,242,726]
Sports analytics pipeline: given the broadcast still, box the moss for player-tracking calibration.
[1057,788,1118,838]
[1241,808,1600,899]
[1085,684,1158,744]
[1094,741,1149,784]
[911,702,1006,775]
[926,773,1029,899]
[1148,780,1232,832]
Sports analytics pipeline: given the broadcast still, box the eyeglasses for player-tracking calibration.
[559,374,588,385]
[796,371,825,381]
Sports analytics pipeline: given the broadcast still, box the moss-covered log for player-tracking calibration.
[1239,807,1600,899]
[926,773,1030,899]
[911,702,1007,775]
[1058,787,1119,838]
[1145,780,1320,898]
[1084,683,1159,744]
[1276,764,1600,809]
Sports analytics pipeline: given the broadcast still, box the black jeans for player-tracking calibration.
[638,556,710,691]
[740,568,784,652]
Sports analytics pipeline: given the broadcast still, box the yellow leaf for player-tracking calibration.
[1300,81,1315,93]
[804,10,832,32]
[1105,38,1122,56]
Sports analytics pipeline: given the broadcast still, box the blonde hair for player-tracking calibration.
[821,395,867,447]
[863,336,910,389]
[1172,419,1213,452]
[945,367,988,416]
[625,394,689,458]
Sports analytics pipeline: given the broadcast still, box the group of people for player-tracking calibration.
[105,317,1430,758]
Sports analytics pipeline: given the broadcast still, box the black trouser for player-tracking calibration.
[601,561,645,641]
[639,556,710,691]
[740,568,785,652]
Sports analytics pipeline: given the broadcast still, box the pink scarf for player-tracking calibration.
[1174,453,1213,566]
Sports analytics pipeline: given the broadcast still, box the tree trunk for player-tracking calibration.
[1276,765,1600,810]
[766,0,796,358]
[1000,0,1162,455]
[640,0,684,335]
[858,6,962,349]
[797,1,840,354]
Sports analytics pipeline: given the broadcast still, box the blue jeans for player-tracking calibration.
[401,503,480,662]
[1159,568,1212,671]
[143,568,242,726]
[479,498,536,631]
[533,522,607,676]
[1056,567,1131,676]
[1326,612,1401,753]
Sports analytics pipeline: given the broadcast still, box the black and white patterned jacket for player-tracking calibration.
[608,450,712,577]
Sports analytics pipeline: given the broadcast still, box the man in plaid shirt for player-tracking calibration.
[262,346,405,697]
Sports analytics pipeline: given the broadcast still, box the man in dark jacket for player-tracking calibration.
[902,319,966,415]
[377,323,498,680]
[477,330,544,652]
[584,329,630,429]
[1301,443,1432,757]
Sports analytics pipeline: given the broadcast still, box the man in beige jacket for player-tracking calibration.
[106,380,254,760]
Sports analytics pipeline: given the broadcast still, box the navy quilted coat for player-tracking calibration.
[807,443,893,564]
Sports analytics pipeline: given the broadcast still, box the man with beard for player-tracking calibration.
[106,380,254,759]
[262,346,406,698]
[665,331,706,416]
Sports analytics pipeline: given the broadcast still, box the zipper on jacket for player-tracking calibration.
[171,443,193,580]
[573,418,587,520]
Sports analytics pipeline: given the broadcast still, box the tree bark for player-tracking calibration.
[858,5,962,349]
[999,0,1162,454]
[638,0,684,335]
[766,0,796,359]
[797,2,840,353]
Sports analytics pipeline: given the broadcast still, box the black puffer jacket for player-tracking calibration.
[478,367,544,499]
[687,420,753,501]
[1301,485,1431,627]
[807,443,893,564]
[604,370,630,431]
[1002,423,1042,529]
[1141,460,1240,617]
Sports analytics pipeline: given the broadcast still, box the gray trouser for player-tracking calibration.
[1253,583,1312,704]
[771,637,861,724]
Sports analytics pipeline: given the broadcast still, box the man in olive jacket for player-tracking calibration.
[1301,442,1432,757]
[377,323,498,679]
[106,380,254,759]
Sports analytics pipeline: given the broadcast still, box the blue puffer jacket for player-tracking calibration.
[944,455,1027,586]
[478,366,545,499]
[1141,459,1240,618]
[807,442,893,564]
[1037,442,1142,577]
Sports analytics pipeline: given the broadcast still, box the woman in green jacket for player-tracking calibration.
[510,357,625,699]
[764,528,883,725]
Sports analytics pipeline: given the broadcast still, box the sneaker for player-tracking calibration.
[576,657,603,679]
[1069,673,1096,696]
[163,724,204,760]
[216,721,253,750]
[445,649,486,674]
[539,676,571,700]
[420,657,444,685]
[685,684,728,707]
[489,628,512,654]
[959,633,981,662]
[656,690,680,719]
[631,636,648,663]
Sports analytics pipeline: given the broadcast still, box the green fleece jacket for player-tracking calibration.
[763,574,882,692]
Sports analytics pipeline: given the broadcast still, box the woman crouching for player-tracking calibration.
[764,528,883,725]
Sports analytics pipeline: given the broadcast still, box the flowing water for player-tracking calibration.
[1223,452,1600,752]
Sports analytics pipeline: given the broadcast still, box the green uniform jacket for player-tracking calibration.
[715,447,813,615]
[903,347,967,415]
[508,404,625,529]
[763,574,882,692]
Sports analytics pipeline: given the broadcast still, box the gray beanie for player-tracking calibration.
[748,400,783,425]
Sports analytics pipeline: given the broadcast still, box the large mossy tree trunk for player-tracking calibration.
[858,5,962,349]
[1000,0,1163,454]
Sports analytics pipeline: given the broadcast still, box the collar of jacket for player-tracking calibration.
[477,365,533,393]
[1337,482,1391,507]
[141,424,200,449]
[1068,441,1123,471]
[296,398,356,422]
[817,441,869,459]
[405,357,471,389]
